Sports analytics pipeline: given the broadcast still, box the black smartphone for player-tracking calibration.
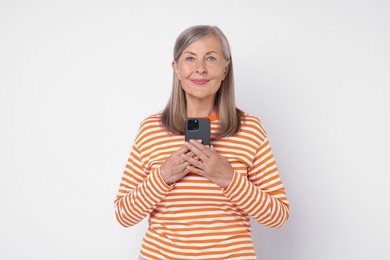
[185,118,210,145]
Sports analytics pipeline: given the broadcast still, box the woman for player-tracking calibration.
[115,25,289,260]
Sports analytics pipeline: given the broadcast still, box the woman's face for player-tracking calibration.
[172,36,229,104]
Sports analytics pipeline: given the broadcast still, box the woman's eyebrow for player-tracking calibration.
[182,51,196,56]
[182,51,219,56]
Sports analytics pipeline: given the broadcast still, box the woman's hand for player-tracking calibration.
[181,139,234,189]
[160,145,199,185]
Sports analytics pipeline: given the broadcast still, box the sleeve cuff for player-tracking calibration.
[153,167,175,191]
[222,171,241,196]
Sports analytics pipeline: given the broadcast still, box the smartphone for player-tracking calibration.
[185,118,210,145]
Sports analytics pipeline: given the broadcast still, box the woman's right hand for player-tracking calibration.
[160,145,198,185]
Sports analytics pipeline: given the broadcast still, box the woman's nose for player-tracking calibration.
[195,60,207,74]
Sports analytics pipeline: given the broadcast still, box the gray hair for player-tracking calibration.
[173,25,231,63]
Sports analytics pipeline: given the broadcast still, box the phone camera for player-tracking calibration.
[187,119,199,131]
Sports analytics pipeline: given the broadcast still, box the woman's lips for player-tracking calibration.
[191,79,209,85]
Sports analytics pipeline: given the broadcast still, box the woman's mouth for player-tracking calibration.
[191,79,209,85]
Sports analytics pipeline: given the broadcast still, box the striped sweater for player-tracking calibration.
[115,113,289,259]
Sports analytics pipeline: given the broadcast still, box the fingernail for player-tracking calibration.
[197,139,202,143]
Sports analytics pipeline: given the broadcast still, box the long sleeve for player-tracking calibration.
[223,130,290,229]
[114,133,174,227]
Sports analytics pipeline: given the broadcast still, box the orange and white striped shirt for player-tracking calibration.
[115,113,289,260]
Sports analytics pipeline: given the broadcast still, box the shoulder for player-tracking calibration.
[240,112,267,138]
[135,114,163,140]
[139,113,162,128]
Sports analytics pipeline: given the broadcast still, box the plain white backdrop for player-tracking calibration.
[1,0,389,259]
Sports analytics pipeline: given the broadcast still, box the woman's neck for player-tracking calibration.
[186,97,216,118]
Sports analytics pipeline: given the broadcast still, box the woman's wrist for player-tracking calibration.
[160,168,173,185]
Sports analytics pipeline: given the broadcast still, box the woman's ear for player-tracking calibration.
[172,60,180,80]
[222,61,230,80]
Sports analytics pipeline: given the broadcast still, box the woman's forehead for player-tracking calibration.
[182,36,223,54]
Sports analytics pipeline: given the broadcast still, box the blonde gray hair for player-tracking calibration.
[161,25,243,139]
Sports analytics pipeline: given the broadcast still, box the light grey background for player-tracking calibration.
[1,0,389,259]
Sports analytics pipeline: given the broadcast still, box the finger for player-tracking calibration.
[186,165,206,175]
[185,151,201,161]
[188,139,213,157]
[185,141,210,162]
[176,161,191,173]
[176,144,191,155]
[185,151,196,158]
[181,153,204,169]
[182,161,191,168]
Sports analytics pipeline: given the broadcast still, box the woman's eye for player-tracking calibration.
[185,56,195,61]
[207,56,216,61]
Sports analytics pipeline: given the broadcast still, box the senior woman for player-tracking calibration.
[115,25,290,260]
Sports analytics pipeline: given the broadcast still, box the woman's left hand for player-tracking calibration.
[181,139,234,189]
